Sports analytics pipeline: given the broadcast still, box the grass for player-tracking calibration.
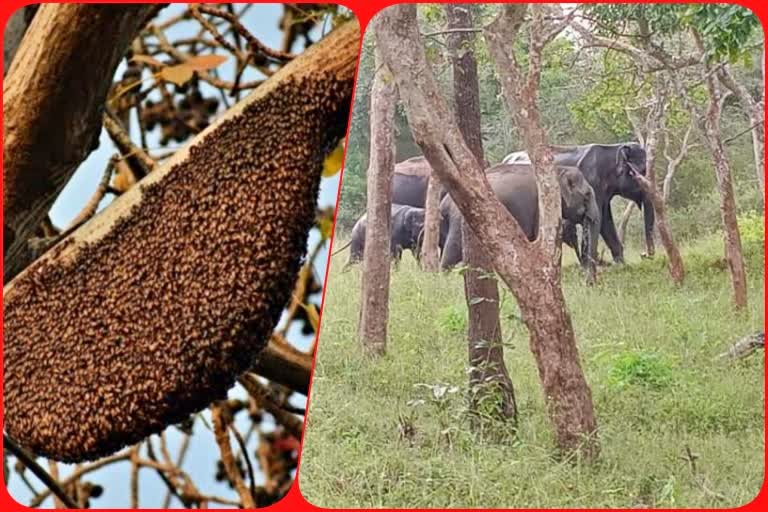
[298,233,765,508]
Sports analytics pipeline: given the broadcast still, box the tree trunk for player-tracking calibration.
[633,175,685,283]
[3,4,163,283]
[695,34,748,309]
[375,4,598,459]
[446,3,517,426]
[516,274,597,452]
[484,5,598,456]
[638,87,683,281]
[717,65,765,203]
[420,172,442,271]
[462,224,517,425]
[617,201,635,247]
[358,44,397,356]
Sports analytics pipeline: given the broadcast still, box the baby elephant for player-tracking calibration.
[440,163,601,283]
[337,204,426,269]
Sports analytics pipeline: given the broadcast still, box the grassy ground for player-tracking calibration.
[298,233,765,508]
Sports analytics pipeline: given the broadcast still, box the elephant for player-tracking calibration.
[440,163,601,283]
[336,204,427,269]
[502,143,654,263]
[391,156,448,207]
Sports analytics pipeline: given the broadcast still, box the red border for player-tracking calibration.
[1,1,766,511]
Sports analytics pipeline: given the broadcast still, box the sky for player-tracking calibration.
[6,4,340,508]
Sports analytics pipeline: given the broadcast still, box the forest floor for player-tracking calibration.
[298,232,765,508]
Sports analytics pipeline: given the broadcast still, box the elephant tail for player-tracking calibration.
[331,239,353,257]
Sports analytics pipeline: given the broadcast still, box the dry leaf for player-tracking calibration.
[184,54,228,71]
[157,64,195,86]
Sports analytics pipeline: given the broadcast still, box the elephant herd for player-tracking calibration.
[340,142,654,283]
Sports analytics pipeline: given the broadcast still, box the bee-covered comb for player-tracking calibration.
[3,20,359,463]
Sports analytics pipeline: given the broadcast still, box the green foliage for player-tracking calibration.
[584,4,687,37]
[607,352,674,390]
[737,211,765,245]
[436,305,466,334]
[681,4,761,62]
[570,53,645,136]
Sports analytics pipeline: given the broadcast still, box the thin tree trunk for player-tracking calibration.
[484,4,597,458]
[3,4,163,283]
[695,32,748,309]
[462,225,517,424]
[638,85,683,281]
[358,45,397,356]
[662,120,695,204]
[633,175,685,283]
[717,65,765,203]
[446,3,517,426]
[617,201,635,246]
[420,172,441,271]
[375,4,597,458]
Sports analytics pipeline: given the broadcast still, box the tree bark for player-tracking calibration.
[695,32,748,309]
[446,3,517,426]
[357,44,397,356]
[633,174,685,283]
[717,65,765,204]
[617,201,635,246]
[638,83,683,282]
[485,4,597,456]
[376,4,598,458]
[420,172,442,271]
[3,4,162,283]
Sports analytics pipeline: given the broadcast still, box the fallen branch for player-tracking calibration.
[716,332,765,361]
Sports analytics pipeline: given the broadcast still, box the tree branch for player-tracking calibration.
[3,3,163,283]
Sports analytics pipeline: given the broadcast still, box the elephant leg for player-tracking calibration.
[440,225,462,271]
[600,204,625,264]
[562,221,582,265]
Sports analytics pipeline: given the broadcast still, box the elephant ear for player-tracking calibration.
[616,145,632,175]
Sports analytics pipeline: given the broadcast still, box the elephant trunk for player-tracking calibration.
[642,195,656,257]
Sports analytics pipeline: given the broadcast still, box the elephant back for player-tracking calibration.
[394,156,432,177]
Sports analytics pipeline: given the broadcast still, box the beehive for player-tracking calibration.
[2,21,358,462]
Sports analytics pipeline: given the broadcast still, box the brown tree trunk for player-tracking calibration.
[420,172,442,271]
[3,4,163,283]
[717,65,765,204]
[358,45,397,356]
[516,274,597,448]
[695,32,748,309]
[484,4,597,457]
[446,3,517,425]
[633,175,685,283]
[638,86,683,282]
[375,4,598,459]
[617,201,635,247]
